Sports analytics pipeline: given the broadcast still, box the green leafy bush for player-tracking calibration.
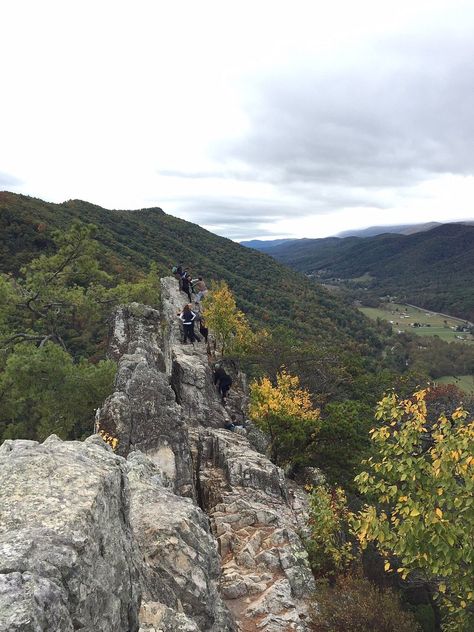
[306,485,354,579]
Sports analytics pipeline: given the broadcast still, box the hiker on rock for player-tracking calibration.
[192,276,208,305]
[181,272,193,302]
[213,364,233,404]
[172,264,184,288]
[198,314,209,343]
[178,304,197,344]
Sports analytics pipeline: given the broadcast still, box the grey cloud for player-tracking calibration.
[163,16,474,240]
[165,178,392,240]
[216,27,474,190]
[170,197,297,240]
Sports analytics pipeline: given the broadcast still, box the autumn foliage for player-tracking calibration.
[249,369,320,466]
[203,280,261,355]
[352,389,474,630]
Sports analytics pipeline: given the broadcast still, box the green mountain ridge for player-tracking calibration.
[259,223,474,322]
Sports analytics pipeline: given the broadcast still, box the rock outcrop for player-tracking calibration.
[97,303,195,497]
[1,277,316,632]
[0,435,141,632]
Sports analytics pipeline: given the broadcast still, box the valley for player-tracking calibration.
[359,302,473,344]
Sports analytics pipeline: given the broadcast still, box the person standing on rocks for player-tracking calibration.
[192,276,208,305]
[178,304,197,344]
[181,272,193,302]
[198,314,209,343]
[213,363,233,404]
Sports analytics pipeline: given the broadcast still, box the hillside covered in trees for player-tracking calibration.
[252,223,474,321]
[0,192,381,352]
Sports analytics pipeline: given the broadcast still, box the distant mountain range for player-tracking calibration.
[247,223,474,322]
[240,221,473,248]
[239,238,298,250]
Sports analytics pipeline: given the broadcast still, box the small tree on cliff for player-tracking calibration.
[351,389,474,631]
[249,369,320,466]
[202,280,257,356]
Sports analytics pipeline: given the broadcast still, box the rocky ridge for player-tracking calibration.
[0,277,316,631]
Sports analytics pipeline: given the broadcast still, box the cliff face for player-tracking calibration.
[0,277,316,632]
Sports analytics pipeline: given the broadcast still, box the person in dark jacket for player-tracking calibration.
[198,315,209,343]
[181,272,193,302]
[214,364,233,403]
[178,304,197,344]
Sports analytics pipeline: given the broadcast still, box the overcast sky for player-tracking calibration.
[1,1,474,240]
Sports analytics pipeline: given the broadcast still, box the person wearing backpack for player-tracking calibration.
[178,304,197,344]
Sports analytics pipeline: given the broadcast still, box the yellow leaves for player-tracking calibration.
[452,407,468,421]
[249,369,319,424]
[98,429,119,451]
[384,561,391,571]
[353,388,474,627]
[203,281,255,356]
[414,389,427,402]
[397,567,409,580]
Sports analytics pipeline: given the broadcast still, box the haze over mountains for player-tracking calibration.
[241,221,474,247]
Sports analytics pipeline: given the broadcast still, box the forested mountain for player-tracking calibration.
[258,223,474,321]
[2,194,474,630]
[0,191,380,353]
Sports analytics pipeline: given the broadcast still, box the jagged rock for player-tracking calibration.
[127,451,236,632]
[97,303,195,497]
[198,429,287,499]
[0,435,141,632]
[161,277,248,429]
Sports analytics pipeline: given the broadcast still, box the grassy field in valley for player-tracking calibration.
[359,303,473,344]
[436,375,474,394]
